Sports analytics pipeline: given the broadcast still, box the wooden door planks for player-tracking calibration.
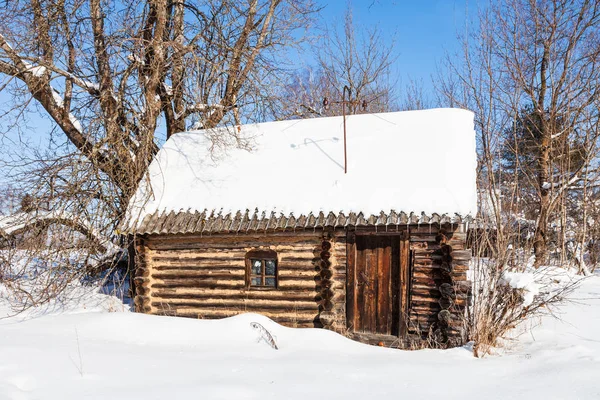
[350,234,403,336]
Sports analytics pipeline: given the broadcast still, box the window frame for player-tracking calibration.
[245,249,278,290]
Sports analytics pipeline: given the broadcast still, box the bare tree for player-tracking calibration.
[0,0,317,220]
[437,0,600,268]
[0,0,318,309]
[275,5,398,119]
[434,0,600,355]
[399,77,433,111]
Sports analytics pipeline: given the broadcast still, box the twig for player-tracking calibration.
[250,322,278,350]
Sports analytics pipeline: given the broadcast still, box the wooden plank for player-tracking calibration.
[399,232,410,339]
[391,236,400,337]
[376,237,391,334]
[365,237,377,333]
[355,235,367,332]
[346,232,356,332]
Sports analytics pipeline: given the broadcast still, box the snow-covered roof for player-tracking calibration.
[123,108,477,234]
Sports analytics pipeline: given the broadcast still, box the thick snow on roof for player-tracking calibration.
[127,108,477,226]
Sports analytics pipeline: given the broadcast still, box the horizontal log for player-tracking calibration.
[349,332,406,348]
[148,247,248,254]
[151,269,319,280]
[448,232,467,240]
[412,287,441,298]
[159,311,321,328]
[413,264,443,274]
[154,265,243,272]
[451,264,469,272]
[410,314,439,326]
[149,248,247,257]
[278,274,321,283]
[410,234,438,243]
[410,226,441,234]
[169,307,319,321]
[451,274,468,283]
[413,258,440,267]
[412,283,441,292]
[413,270,444,280]
[279,256,320,263]
[451,250,472,261]
[414,254,444,261]
[147,237,324,249]
[411,243,442,252]
[152,272,245,281]
[154,288,321,301]
[412,277,437,287]
[147,231,327,241]
[411,304,442,314]
[446,241,465,250]
[151,297,319,311]
[150,259,319,270]
[152,279,245,289]
[331,274,347,283]
[150,241,320,253]
[277,280,322,290]
[149,258,246,268]
[281,264,321,271]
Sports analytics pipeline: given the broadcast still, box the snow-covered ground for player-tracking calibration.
[0,276,599,400]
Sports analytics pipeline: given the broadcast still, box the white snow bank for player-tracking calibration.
[0,282,128,320]
[1,275,600,399]
[126,108,477,227]
[500,266,580,307]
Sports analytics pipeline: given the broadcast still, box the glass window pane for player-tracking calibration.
[251,259,262,274]
[251,277,262,286]
[265,259,276,275]
[265,277,276,287]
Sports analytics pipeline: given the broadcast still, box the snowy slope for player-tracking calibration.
[126,109,477,229]
[1,276,599,399]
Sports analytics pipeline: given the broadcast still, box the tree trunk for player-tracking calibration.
[533,41,551,269]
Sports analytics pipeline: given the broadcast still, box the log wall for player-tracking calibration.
[134,231,335,328]
[407,224,471,347]
[133,225,471,348]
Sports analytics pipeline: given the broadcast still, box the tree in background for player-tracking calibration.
[500,106,588,224]
[0,0,317,221]
[438,0,600,268]
[275,5,398,119]
[0,0,317,309]
[436,0,600,356]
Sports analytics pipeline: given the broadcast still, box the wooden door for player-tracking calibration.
[346,233,409,336]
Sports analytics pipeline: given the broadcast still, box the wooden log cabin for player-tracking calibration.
[121,108,477,349]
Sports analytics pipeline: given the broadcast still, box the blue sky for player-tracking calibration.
[315,0,472,92]
[0,0,475,177]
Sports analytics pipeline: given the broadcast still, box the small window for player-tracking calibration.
[246,249,278,289]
